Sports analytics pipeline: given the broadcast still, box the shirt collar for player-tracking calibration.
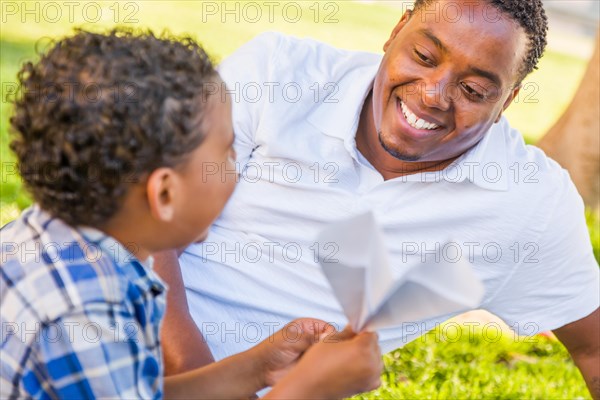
[25,205,166,295]
[450,120,509,191]
[306,53,381,154]
[77,225,167,295]
[306,54,509,191]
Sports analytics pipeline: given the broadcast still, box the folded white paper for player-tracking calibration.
[318,212,485,332]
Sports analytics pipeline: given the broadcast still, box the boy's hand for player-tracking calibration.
[266,326,383,399]
[248,318,336,388]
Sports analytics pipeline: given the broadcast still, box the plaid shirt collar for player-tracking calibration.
[32,204,167,297]
[79,224,167,298]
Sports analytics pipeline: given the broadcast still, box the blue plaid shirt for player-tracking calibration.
[1,205,167,399]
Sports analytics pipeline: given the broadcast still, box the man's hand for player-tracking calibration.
[553,307,600,400]
[247,318,337,388]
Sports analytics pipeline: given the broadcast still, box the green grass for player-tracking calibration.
[587,210,600,264]
[0,1,597,398]
[358,324,590,399]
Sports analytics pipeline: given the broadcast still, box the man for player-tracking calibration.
[156,0,600,396]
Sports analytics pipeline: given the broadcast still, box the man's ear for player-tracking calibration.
[146,168,177,222]
[384,9,413,52]
[495,85,521,123]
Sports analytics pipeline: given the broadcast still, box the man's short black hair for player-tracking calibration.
[10,28,218,227]
[412,0,548,84]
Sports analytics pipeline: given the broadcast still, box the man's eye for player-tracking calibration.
[460,82,485,100]
[414,49,434,65]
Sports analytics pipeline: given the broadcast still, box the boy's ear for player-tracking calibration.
[495,85,521,123]
[384,9,412,52]
[146,168,177,222]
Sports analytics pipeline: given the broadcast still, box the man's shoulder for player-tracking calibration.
[0,207,129,326]
[492,119,584,232]
[219,31,381,84]
[497,118,573,192]
[235,30,376,59]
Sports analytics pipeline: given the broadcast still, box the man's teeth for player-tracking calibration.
[400,101,440,130]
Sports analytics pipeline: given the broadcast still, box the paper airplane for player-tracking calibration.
[318,212,485,332]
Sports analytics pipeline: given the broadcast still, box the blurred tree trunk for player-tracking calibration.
[537,30,600,211]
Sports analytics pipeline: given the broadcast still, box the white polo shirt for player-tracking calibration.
[180,32,599,360]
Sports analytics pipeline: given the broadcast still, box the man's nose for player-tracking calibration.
[421,76,452,111]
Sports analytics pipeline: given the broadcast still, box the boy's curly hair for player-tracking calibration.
[10,28,218,227]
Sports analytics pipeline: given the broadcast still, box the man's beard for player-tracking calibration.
[378,131,421,162]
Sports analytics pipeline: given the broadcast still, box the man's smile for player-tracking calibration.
[399,99,441,130]
[394,97,446,141]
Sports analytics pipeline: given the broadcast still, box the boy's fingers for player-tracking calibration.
[369,376,383,391]
[317,321,337,335]
[358,331,379,345]
[323,325,356,342]
[289,318,338,343]
[281,321,333,352]
[293,318,335,333]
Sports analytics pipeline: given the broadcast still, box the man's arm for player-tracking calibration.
[553,307,600,400]
[153,249,215,375]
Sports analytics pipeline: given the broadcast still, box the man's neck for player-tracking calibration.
[355,90,458,181]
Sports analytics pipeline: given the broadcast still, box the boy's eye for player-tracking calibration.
[460,82,485,100]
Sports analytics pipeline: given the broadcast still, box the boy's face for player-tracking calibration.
[172,86,237,244]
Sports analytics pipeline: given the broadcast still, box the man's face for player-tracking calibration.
[373,0,528,162]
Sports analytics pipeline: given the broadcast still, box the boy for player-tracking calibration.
[0,29,382,399]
